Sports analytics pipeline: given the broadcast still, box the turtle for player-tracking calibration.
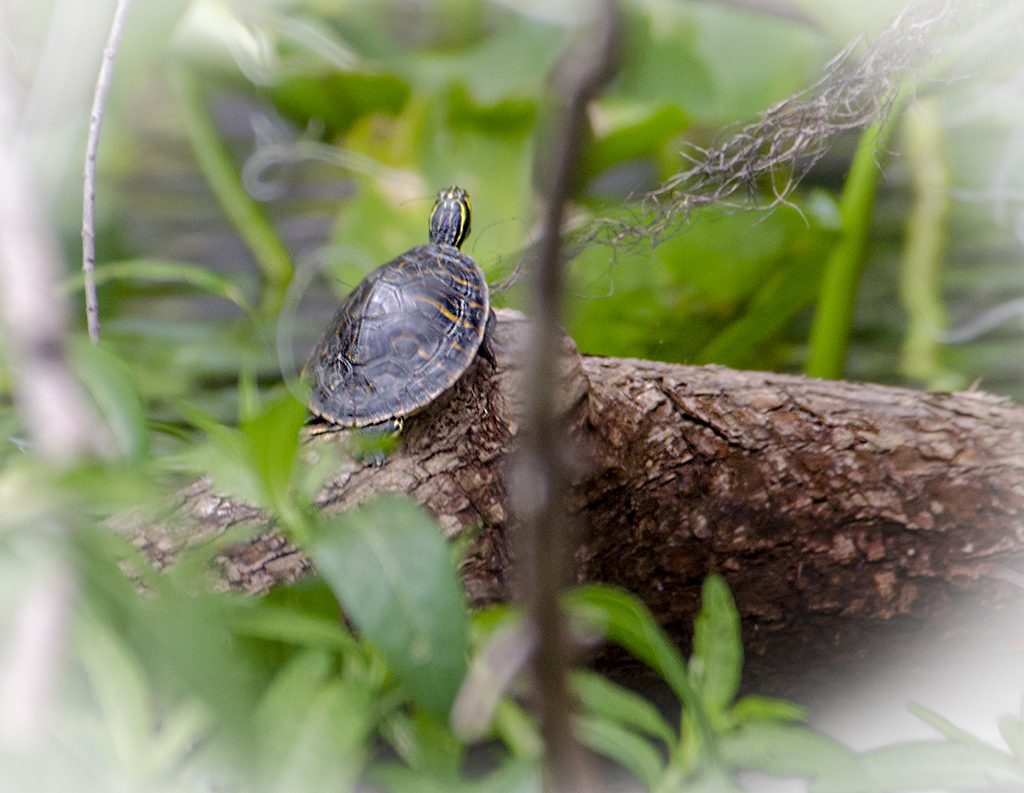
[306,186,493,434]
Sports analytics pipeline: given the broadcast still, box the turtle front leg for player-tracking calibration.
[353,417,404,466]
[478,309,497,368]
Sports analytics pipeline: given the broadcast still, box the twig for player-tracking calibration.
[81,0,133,344]
[513,3,622,791]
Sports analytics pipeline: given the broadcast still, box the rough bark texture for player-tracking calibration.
[127,309,1024,690]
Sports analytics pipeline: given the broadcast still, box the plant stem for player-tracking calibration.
[170,68,293,317]
[900,98,959,390]
[805,119,892,379]
[81,0,133,344]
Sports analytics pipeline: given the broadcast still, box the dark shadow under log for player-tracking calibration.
[127,309,1024,692]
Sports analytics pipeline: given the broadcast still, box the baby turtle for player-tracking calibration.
[306,186,492,432]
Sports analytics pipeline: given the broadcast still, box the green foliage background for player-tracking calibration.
[1,0,1023,790]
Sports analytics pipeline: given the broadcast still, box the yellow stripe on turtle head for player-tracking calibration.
[429,186,472,249]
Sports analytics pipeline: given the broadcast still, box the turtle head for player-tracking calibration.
[429,186,471,249]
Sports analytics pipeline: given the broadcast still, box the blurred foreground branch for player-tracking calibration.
[0,53,106,749]
[513,2,621,789]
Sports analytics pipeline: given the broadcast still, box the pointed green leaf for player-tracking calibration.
[850,741,1024,793]
[493,699,543,759]
[68,338,149,459]
[571,670,676,748]
[689,574,742,721]
[564,585,715,761]
[574,713,666,789]
[255,650,373,793]
[74,615,155,767]
[64,258,253,314]
[239,391,309,532]
[227,603,359,655]
[380,708,464,779]
[998,713,1024,762]
[719,722,862,784]
[732,695,807,725]
[312,496,469,718]
[908,701,1009,757]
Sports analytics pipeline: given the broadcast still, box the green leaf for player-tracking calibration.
[719,723,863,786]
[998,713,1024,762]
[564,585,714,761]
[380,708,464,779]
[74,614,156,768]
[571,670,676,748]
[173,392,308,533]
[254,650,373,793]
[689,575,742,722]
[169,402,261,505]
[493,699,543,759]
[611,5,714,116]
[238,390,309,533]
[364,765,451,793]
[74,613,213,780]
[581,103,688,182]
[847,741,1024,793]
[64,258,254,314]
[731,695,807,725]
[312,495,469,718]
[254,649,334,734]
[237,364,262,424]
[227,603,359,655]
[67,338,149,459]
[695,241,828,367]
[367,757,540,793]
[908,701,1009,757]
[75,536,263,739]
[686,2,832,122]
[270,71,410,137]
[574,713,666,789]
[663,767,745,793]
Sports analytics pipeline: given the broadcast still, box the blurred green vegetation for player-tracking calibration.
[1,0,1023,790]
[37,0,1021,432]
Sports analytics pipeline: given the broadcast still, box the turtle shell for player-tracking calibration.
[307,243,490,427]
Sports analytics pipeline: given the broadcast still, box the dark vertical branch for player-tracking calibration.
[81,0,133,344]
[513,3,622,791]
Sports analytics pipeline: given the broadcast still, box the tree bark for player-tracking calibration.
[127,309,1024,689]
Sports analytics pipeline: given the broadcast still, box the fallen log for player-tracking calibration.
[128,309,1024,690]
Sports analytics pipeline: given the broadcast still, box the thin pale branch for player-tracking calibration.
[81,0,133,344]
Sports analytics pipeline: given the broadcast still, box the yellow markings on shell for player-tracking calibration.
[417,295,459,323]
[413,294,476,329]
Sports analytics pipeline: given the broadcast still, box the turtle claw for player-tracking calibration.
[353,417,403,465]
